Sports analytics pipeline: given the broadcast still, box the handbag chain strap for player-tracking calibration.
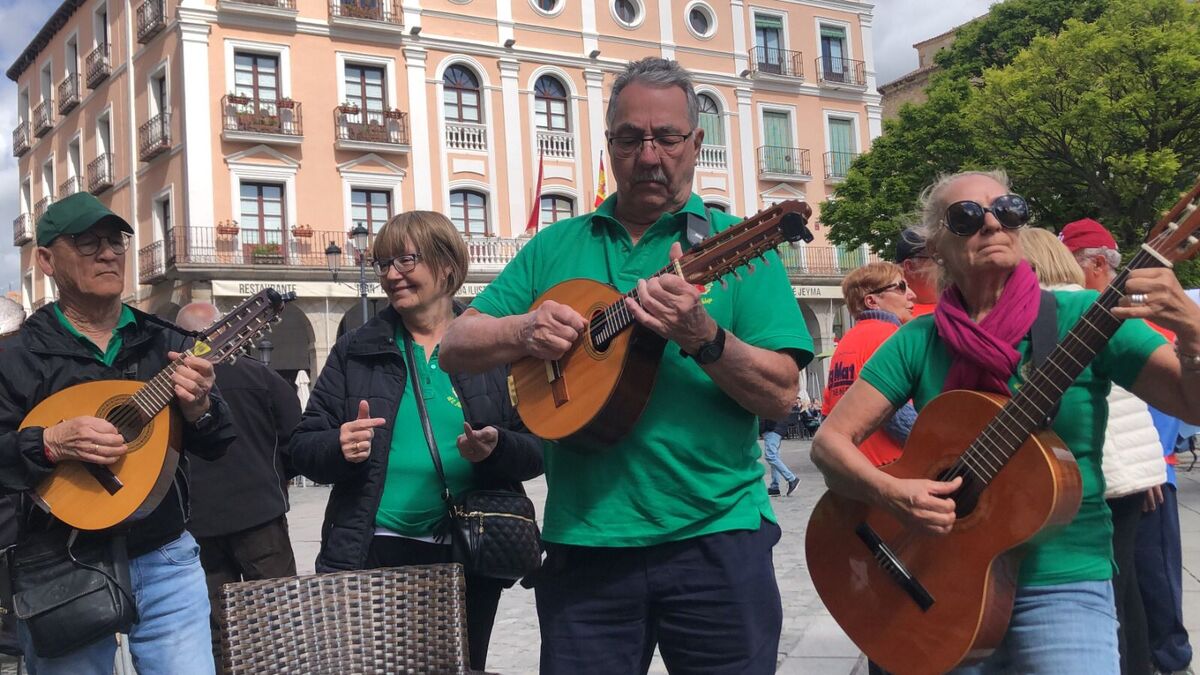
[402,332,455,508]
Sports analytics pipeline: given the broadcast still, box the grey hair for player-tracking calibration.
[1075,246,1122,272]
[605,58,699,131]
[0,297,26,337]
[914,169,1013,259]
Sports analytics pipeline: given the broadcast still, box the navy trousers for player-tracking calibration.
[534,519,783,675]
[1135,484,1193,672]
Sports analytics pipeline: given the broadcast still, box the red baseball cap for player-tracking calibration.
[1059,218,1117,252]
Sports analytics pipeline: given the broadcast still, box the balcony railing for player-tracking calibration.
[139,238,168,281]
[446,122,487,152]
[32,101,53,137]
[698,144,727,170]
[779,244,882,277]
[86,45,111,89]
[817,56,867,87]
[34,196,53,222]
[137,0,167,43]
[139,112,171,161]
[824,151,859,180]
[750,47,803,79]
[88,154,114,194]
[758,146,811,178]
[12,122,30,157]
[464,237,529,269]
[224,0,296,8]
[329,0,401,24]
[57,74,81,115]
[536,130,573,159]
[334,109,409,146]
[222,96,303,138]
[58,176,83,198]
[13,213,33,246]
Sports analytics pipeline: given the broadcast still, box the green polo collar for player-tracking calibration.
[53,303,137,367]
[593,193,709,237]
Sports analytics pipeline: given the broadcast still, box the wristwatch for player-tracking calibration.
[681,326,726,365]
[192,409,216,432]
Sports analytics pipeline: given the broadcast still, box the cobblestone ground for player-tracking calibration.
[288,438,1200,674]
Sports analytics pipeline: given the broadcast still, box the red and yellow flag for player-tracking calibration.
[593,152,607,207]
[524,153,545,236]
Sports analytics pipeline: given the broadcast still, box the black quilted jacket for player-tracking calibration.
[291,304,543,573]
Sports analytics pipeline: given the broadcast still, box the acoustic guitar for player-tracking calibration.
[805,180,1200,675]
[510,200,813,446]
[20,288,295,531]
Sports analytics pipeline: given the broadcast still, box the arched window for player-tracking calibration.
[534,75,569,132]
[697,94,723,146]
[443,66,482,124]
[540,195,574,228]
[449,189,488,236]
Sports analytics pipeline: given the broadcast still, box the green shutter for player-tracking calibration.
[763,112,792,172]
[755,14,783,30]
[828,118,855,176]
[699,112,722,145]
[820,25,845,39]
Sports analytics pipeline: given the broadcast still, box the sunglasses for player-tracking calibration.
[943,194,1030,236]
[868,280,908,295]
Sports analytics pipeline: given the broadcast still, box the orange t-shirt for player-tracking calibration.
[822,319,905,466]
[911,303,936,318]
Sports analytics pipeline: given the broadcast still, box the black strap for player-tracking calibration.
[1029,290,1059,428]
[401,333,454,507]
[685,210,711,247]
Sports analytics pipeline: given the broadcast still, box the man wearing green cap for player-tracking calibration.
[0,192,236,673]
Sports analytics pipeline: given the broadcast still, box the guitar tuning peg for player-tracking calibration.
[746,262,756,274]
[718,278,728,290]
[759,254,770,265]
[228,355,238,364]
[731,269,742,281]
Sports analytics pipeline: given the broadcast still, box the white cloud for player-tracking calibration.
[871,0,998,86]
[0,1,59,295]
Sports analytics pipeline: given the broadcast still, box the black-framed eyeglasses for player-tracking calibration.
[606,130,694,158]
[868,280,908,296]
[69,231,131,256]
[372,253,422,276]
[943,194,1030,236]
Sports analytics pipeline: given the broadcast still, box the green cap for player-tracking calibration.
[36,192,133,247]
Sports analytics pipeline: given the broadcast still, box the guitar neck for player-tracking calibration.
[126,347,203,421]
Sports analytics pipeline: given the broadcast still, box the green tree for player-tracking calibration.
[970,0,1200,286]
[821,0,1110,254]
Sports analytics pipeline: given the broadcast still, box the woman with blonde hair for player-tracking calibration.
[1021,226,1085,288]
[291,211,544,670]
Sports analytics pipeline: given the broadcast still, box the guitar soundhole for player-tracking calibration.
[589,309,613,355]
[937,467,983,520]
[99,398,152,448]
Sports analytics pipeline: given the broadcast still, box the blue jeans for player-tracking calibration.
[19,531,216,675]
[1137,483,1193,672]
[950,580,1118,675]
[761,431,795,488]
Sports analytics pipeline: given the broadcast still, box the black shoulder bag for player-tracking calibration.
[402,334,542,582]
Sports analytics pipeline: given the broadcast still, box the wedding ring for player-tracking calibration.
[1130,293,1147,306]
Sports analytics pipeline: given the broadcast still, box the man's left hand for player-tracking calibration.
[625,242,718,354]
[168,351,215,423]
[457,423,498,463]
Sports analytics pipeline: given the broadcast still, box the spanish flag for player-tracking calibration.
[594,152,607,207]
[523,152,545,236]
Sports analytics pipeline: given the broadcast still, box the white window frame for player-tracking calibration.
[92,1,109,50]
[813,16,856,61]
[17,88,29,121]
[822,109,861,155]
[339,166,405,239]
[335,52,399,111]
[41,156,55,200]
[68,132,83,178]
[227,160,299,235]
[21,176,32,213]
[224,38,292,99]
[694,86,730,148]
[609,0,645,29]
[750,8,789,52]
[147,58,169,117]
[757,102,798,148]
[64,31,80,76]
[684,1,718,41]
[39,60,53,105]
[447,181,497,237]
[151,185,174,243]
[529,0,566,19]
[97,105,113,156]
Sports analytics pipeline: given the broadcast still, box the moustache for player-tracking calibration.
[631,168,668,184]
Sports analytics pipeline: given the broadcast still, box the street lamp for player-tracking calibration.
[325,225,372,325]
[257,339,273,367]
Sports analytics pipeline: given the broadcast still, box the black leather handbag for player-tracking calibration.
[403,334,542,582]
[9,529,137,658]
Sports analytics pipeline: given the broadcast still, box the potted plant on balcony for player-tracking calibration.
[337,101,360,115]
[383,108,404,120]
[216,219,240,235]
[291,224,314,238]
[277,97,296,109]
[251,242,285,265]
[227,92,251,105]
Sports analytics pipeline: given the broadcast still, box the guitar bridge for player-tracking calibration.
[856,523,934,611]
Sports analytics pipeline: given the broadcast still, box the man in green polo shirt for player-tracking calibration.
[441,57,812,674]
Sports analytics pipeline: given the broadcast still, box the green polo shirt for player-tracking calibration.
[375,330,476,538]
[859,289,1167,586]
[471,194,813,547]
[53,303,137,366]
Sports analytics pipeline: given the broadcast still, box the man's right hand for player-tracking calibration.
[340,400,386,463]
[880,475,962,536]
[519,301,586,360]
[42,417,129,465]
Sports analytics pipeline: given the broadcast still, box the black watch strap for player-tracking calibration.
[681,326,726,365]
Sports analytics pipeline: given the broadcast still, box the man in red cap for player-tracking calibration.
[1060,217,1122,292]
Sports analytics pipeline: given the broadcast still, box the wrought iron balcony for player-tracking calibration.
[58,176,83,198]
[86,45,111,89]
[329,0,402,24]
[12,122,30,157]
[334,108,409,150]
[34,196,53,222]
[824,151,859,180]
[535,130,573,160]
[222,96,303,142]
[223,0,296,9]
[88,154,114,194]
[139,112,171,161]
[749,47,803,79]
[32,100,53,137]
[445,122,487,152]
[817,56,867,87]
[57,74,81,115]
[778,244,882,278]
[13,213,33,246]
[137,0,167,43]
[758,146,812,179]
[698,144,727,170]
[139,236,171,282]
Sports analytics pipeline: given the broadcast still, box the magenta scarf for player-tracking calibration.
[934,260,1041,395]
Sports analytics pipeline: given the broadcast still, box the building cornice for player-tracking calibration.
[7,0,85,82]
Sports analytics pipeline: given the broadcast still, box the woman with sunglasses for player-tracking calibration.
[812,170,1200,673]
[290,211,544,672]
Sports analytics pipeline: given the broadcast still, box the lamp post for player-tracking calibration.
[257,339,273,367]
[325,225,372,326]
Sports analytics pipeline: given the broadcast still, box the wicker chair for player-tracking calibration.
[219,564,471,674]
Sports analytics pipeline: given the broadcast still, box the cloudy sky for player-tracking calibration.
[0,0,995,294]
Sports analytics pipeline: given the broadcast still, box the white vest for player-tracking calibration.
[1102,384,1167,499]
